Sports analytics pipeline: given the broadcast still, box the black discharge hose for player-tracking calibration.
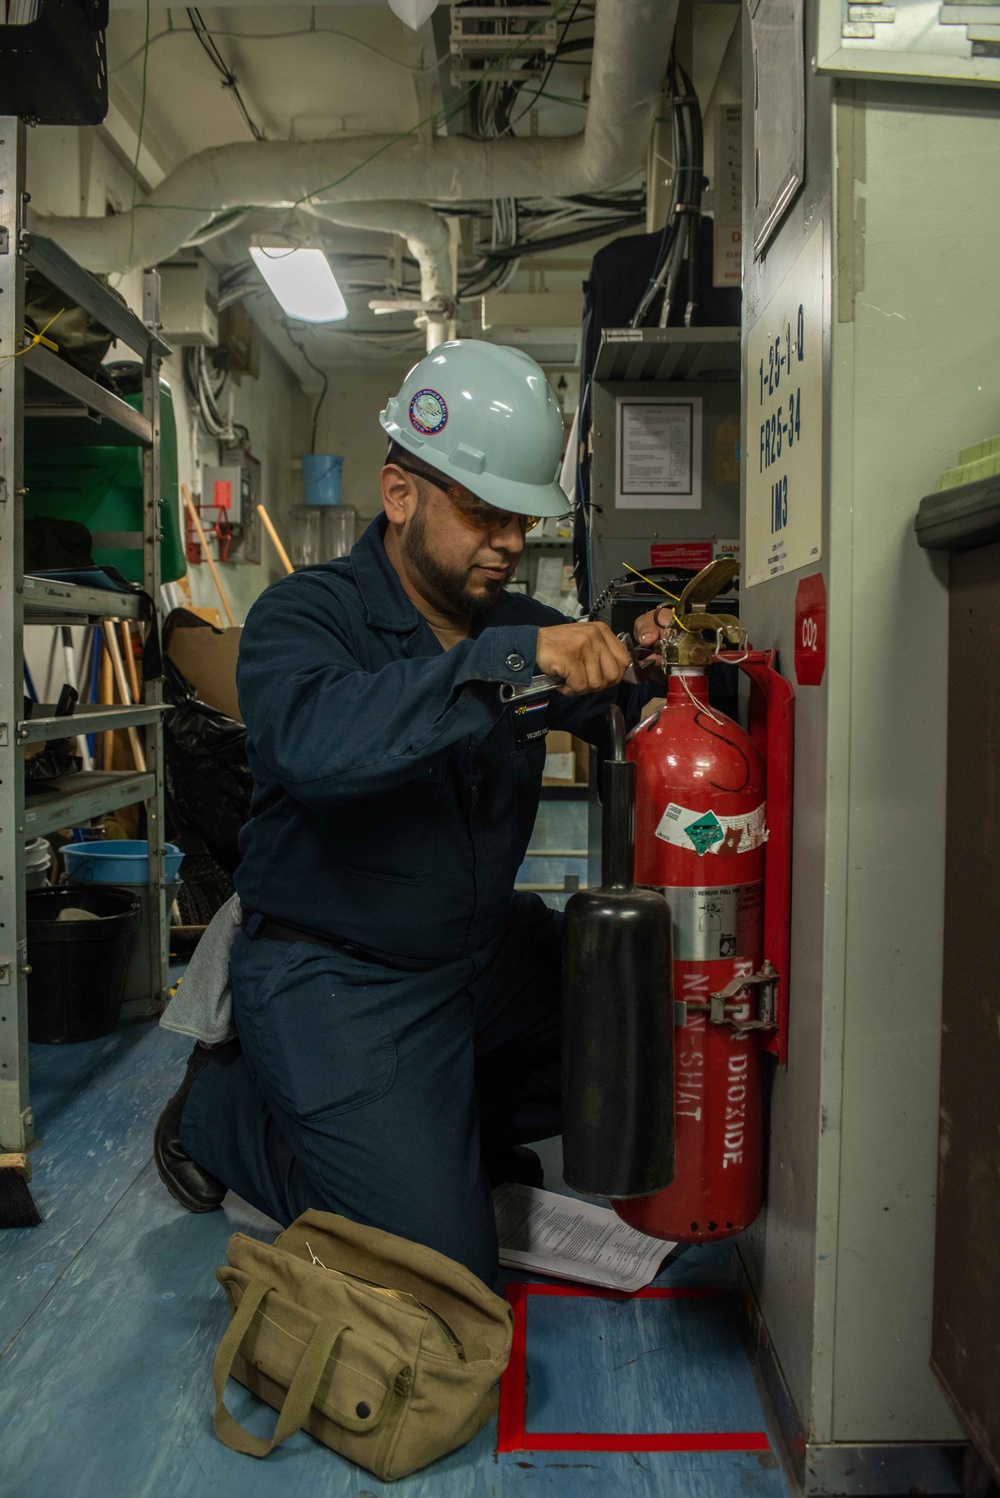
[606,701,627,764]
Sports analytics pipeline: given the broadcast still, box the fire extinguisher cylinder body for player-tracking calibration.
[561,710,675,1199]
[614,670,767,1244]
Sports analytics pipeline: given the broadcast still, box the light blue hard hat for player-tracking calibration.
[380,340,571,518]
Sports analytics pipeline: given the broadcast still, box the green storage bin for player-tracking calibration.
[24,376,185,584]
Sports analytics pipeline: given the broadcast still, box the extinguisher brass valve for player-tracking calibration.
[659,557,744,669]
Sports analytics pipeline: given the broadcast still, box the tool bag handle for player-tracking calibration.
[212,1280,343,1458]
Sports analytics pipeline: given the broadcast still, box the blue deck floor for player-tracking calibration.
[0,1018,791,1498]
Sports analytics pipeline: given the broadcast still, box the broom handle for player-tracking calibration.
[99,634,114,770]
[257,503,294,576]
[118,621,142,703]
[182,483,237,627]
[102,621,147,773]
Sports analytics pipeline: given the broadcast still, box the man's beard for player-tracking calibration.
[401,503,514,620]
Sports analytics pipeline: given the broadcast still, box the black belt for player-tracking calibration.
[241,910,433,973]
[246,913,355,954]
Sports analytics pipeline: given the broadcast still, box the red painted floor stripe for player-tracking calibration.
[521,1283,727,1301]
[497,1281,528,1451]
[518,1432,772,1454]
[496,1282,771,1458]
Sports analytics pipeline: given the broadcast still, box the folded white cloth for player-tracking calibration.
[159,893,241,1047]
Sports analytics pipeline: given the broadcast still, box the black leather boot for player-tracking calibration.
[153,1044,227,1213]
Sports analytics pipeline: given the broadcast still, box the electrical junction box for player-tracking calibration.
[200,458,249,524]
[200,446,262,564]
[218,301,260,379]
[159,260,219,346]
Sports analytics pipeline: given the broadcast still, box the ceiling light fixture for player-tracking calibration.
[388,0,438,30]
[249,245,348,324]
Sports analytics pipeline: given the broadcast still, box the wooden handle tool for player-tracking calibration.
[257,503,295,576]
[182,483,237,627]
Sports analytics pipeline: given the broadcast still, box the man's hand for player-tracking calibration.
[633,606,674,649]
[629,605,675,682]
[536,621,633,696]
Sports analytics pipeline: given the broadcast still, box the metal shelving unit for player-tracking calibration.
[594,326,740,383]
[0,119,173,1153]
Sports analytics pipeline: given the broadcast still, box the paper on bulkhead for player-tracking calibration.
[493,1183,675,1293]
[532,554,568,612]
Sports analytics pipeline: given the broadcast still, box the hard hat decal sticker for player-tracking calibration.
[655,801,768,857]
[409,388,448,435]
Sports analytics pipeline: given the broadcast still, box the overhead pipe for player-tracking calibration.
[302,200,455,348]
[31,0,678,275]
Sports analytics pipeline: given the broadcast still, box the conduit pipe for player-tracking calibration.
[32,0,678,274]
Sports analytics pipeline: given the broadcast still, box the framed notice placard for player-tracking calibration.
[615,397,703,511]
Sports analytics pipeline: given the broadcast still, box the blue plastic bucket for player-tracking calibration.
[63,839,184,885]
[301,453,344,507]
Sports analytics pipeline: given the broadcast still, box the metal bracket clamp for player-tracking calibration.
[675,962,780,1032]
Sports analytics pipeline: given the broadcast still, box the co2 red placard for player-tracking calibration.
[794,572,827,686]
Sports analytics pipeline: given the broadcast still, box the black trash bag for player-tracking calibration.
[25,266,127,388]
[163,653,253,875]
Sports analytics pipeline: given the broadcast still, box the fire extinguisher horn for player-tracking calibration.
[561,708,676,1201]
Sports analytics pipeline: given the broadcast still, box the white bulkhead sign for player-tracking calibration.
[746,223,824,587]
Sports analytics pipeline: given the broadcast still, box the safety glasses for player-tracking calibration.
[396,463,540,535]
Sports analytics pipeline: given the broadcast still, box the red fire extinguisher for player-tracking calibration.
[612,560,794,1245]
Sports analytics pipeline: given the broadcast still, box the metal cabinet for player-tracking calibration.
[586,327,741,605]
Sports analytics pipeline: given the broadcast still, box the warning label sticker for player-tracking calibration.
[660,882,764,961]
[655,801,768,858]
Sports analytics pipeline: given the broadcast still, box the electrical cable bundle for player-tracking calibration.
[457,194,646,299]
[630,54,705,329]
[186,7,264,142]
[455,0,638,301]
[183,345,232,440]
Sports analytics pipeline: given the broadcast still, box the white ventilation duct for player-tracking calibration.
[302,200,455,346]
[32,0,678,275]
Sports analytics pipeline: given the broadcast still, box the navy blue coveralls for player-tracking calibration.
[181,514,637,1284]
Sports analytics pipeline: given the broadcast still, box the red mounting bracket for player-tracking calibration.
[720,649,795,1065]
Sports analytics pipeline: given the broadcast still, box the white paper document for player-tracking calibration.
[493,1184,675,1293]
[532,554,569,612]
[615,396,703,511]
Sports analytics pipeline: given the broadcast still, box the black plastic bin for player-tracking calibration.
[26,886,139,1043]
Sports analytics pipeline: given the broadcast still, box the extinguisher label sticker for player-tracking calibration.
[663,883,764,962]
[685,812,726,856]
[655,801,768,857]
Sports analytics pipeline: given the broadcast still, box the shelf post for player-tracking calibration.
[0,120,32,1151]
[142,268,168,1011]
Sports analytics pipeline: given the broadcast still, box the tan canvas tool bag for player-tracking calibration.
[212,1209,514,1479]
